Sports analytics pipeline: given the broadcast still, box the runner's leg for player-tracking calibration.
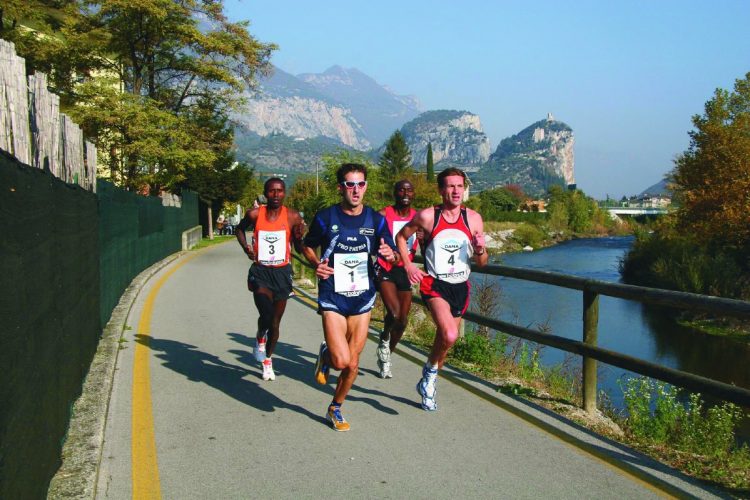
[266,299,287,357]
[253,288,274,341]
[322,311,371,404]
[379,280,400,344]
[425,296,462,368]
[389,290,412,352]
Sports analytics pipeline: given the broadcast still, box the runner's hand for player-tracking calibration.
[316,258,334,279]
[473,232,486,256]
[244,245,255,261]
[379,238,396,263]
[406,263,425,285]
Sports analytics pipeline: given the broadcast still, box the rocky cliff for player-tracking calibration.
[388,110,491,166]
[298,66,421,146]
[474,114,575,196]
[236,96,370,150]
[234,66,370,150]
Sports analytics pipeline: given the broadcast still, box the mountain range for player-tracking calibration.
[233,66,575,196]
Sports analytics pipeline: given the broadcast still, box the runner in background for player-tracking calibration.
[374,180,420,379]
[395,167,488,411]
[236,178,305,381]
[301,163,397,431]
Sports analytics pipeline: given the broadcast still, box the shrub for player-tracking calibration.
[512,223,545,248]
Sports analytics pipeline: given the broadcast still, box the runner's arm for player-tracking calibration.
[236,209,258,260]
[398,210,429,283]
[301,213,334,279]
[469,210,488,267]
[288,209,306,253]
[375,214,397,263]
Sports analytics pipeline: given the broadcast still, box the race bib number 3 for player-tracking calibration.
[258,230,286,265]
[333,252,369,294]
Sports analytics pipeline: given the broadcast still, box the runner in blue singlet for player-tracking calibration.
[301,163,397,431]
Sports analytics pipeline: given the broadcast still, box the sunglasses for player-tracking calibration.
[340,181,367,189]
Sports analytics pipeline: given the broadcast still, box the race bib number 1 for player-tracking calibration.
[258,230,286,265]
[333,252,369,294]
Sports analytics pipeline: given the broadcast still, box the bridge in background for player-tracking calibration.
[607,207,669,217]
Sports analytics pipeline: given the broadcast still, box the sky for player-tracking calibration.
[224,0,750,198]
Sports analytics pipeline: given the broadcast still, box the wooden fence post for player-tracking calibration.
[0,40,31,165]
[582,290,599,414]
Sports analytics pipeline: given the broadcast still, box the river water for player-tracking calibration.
[474,236,750,412]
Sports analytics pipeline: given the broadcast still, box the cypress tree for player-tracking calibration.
[426,142,434,181]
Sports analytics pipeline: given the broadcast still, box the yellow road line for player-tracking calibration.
[132,254,198,500]
[291,286,677,499]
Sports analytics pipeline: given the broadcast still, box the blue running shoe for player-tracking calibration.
[314,342,330,385]
[326,404,350,432]
[416,367,438,411]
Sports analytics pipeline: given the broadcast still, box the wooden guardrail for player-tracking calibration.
[291,253,750,411]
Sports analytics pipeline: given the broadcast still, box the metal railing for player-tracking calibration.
[292,253,750,411]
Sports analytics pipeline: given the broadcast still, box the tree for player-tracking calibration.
[10,0,276,196]
[426,142,434,181]
[378,130,412,182]
[478,187,520,219]
[670,72,750,253]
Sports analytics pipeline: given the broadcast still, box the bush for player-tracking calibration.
[452,332,504,369]
[621,377,744,458]
[512,223,545,248]
[620,228,749,299]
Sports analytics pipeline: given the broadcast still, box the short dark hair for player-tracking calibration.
[393,179,413,193]
[336,163,367,184]
[264,177,285,194]
[437,167,467,188]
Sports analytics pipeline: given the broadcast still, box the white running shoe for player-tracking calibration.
[377,340,392,379]
[254,332,267,363]
[416,366,438,411]
[262,358,275,381]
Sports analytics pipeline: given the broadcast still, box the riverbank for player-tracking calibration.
[483,218,633,255]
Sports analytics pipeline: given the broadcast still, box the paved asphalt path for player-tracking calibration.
[96,242,721,499]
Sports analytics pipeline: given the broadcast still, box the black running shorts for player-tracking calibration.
[247,263,293,302]
[377,266,412,292]
[419,275,470,317]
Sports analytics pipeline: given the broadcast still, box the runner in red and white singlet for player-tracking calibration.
[396,168,488,411]
[374,180,420,378]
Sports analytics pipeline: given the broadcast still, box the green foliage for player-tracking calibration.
[426,143,434,181]
[620,377,745,460]
[10,0,276,198]
[671,72,750,255]
[287,148,441,218]
[452,332,504,370]
[517,342,543,380]
[547,185,613,234]
[378,130,412,183]
[512,224,545,248]
[622,73,750,299]
[620,226,749,299]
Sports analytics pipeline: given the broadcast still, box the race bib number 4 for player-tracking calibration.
[434,236,470,281]
[258,230,286,265]
[333,252,369,294]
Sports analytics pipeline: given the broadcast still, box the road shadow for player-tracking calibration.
[135,334,327,426]
[227,332,405,415]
